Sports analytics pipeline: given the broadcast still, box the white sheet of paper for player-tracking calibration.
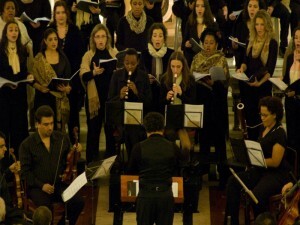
[124,102,143,125]
[172,182,178,197]
[184,104,204,128]
[268,77,288,91]
[231,72,249,81]
[61,172,88,202]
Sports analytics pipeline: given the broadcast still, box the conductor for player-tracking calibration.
[127,112,189,225]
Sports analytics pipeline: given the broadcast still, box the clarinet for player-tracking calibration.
[125,71,132,100]
[171,73,177,104]
[237,103,248,139]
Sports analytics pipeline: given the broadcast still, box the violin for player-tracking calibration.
[61,127,81,184]
[9,149,22,209]
[278,189,300,225]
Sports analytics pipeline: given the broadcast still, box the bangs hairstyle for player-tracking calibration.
[51,0,72,25]
[0,21,26,62]
[164,51,191,91]
[188,0,214,27]
[258,96,284,122]
[242,0,266,22]
[89,24,112,51]
[147,23,167,44]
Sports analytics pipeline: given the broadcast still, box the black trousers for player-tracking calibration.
[29,184,84,225]
[225,168,289,225]
[136,190,174,225]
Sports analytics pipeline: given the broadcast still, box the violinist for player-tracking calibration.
[0,131,26,225]
[19,105,84,225]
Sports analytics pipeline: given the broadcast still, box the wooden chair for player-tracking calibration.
[21,180,65,225]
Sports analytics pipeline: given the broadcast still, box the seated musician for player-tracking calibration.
[225,96,291,225]
[127,112,189,225]
[0,131,26,224]
[19,105,84,225]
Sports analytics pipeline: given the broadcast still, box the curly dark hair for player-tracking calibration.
[200,27,221,47]
[258,96,284,122]
[143,112,165,133]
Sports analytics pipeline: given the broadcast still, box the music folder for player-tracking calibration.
[165,104,204,129]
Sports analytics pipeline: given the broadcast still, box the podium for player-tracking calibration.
[165,104,204,129]
[105,101,143,125]
[120,175,184,204]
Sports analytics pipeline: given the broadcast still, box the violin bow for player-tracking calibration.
[53,137,64,187]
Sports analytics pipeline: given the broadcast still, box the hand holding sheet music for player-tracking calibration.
[48,69,80,90]
[229,36,246,48]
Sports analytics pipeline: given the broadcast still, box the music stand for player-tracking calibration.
[86,155,117,225]
[165,104,204,129]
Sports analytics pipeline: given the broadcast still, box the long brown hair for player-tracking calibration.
[164,51,191,91]
[187,0,214,27]
[50,0,72,26]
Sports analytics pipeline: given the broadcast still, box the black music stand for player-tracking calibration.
[165,104,204,129]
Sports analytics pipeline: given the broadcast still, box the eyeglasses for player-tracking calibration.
[94,35,107,39]
[259,113,271,118]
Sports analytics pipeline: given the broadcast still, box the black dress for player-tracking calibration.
[239,39,278,140]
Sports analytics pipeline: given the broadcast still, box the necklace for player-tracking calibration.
[58,24,68,49]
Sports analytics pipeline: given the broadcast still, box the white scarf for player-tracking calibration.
[7,42,20,75]
[148,43,167,58]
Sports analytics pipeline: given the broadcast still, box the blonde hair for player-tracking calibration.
[89,24,112,52]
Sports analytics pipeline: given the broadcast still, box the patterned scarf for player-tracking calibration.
[7,42,20,75]
[32,52,70,132]
[126,10,147,34]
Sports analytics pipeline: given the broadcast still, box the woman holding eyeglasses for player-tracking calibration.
[225,96,291,225]
[80,24,117,163]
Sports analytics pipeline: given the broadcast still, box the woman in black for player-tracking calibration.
[48,0,85,143]
[282,26,300,176]
[236,9,277,141]
[80,24,117,163]
[116,0,153,52]
[140,23,173,112]
[0,21,33,157]
[225,96,291,225]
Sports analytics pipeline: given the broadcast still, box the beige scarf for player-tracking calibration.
[126,10,147,34]
[33,53,70,131]
[7,42,20,75]
[289,50,300,84]
[80,48,117,119]
[247,35,270,66]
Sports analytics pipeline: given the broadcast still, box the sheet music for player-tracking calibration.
[209,67,226,81]
[172,182,178,197]
[193,71,210,81]
[231,72,250,81]
[232,10,242,17]
[91,155,117,180]
[268,77,288,91]
[61,172,88,202]
[244,140,267,168]
[184,104,204,128]
[124,102,143,125]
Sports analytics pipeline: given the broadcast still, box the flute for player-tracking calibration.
[171,73,177,104]
[125,71,132,100]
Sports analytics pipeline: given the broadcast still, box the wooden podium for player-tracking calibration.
[120,175,184,203]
